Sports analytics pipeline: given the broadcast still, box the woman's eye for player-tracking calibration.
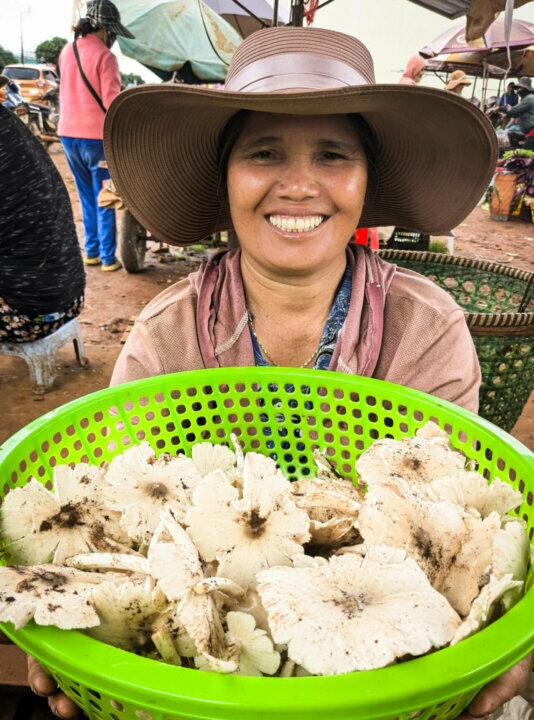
[251,149,275,160]
[321,151,345,160]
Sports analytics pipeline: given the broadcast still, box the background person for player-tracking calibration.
[445,70,472,95]
[58,0,134,271]
[499,81,518,109]
[398,54,427,85]
[29,25,529,720]
[0,104,84,343]
[500,76,534,149]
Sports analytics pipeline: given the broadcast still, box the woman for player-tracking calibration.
[398,54,427,85]
[445,70,472,95]
[0,104,84,343]
[58,0,134,271]
[29,26,530,720]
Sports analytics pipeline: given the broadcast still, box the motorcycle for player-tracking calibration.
[2,80,59,150]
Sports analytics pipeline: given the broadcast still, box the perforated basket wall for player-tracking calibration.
[378,250,534,432]
[1,368,534,720]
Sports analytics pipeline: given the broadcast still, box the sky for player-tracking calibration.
[2,0,534,95]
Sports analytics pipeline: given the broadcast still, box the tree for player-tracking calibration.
[35,37,68,68]
[120,72,146,88]
[0,46,17,71]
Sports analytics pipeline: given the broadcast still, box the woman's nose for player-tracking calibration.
[276,157,320,199]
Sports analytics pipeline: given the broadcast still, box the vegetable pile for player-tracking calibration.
[0,422,530,677]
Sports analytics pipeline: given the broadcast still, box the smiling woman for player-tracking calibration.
[28,23,531,720]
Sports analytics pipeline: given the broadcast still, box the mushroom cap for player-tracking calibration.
[104,442,201,543]
[0,564,106,630]
[225,611,281,676]
[1,469,131,565]
[426,472,523,519]
[191,442,236,478]
[85,581,168,653]
[257,546,460,675]
[358,480,468,589]
[355,425,466,488]
[186,455,310,589]
[452,573,524,645]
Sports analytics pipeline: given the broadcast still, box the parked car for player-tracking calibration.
[0,64,59,106]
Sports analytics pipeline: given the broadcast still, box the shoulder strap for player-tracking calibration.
[73,39,107,113]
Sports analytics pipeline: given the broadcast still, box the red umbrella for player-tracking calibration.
[420,17,534,58]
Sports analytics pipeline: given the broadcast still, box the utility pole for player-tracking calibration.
[19,6,30,64]
[290,0,305,26]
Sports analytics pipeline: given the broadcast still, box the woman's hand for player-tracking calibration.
[27,656,79,719]
[456,654,531,718]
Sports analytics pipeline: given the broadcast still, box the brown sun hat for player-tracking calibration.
[445,70,472,91]
[103,26,497,246]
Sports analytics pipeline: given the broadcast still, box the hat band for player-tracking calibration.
[225,53,369,92]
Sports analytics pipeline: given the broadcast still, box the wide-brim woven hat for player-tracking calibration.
[445,70,472,91]
[104,26,497,246]
[512,76,533,92]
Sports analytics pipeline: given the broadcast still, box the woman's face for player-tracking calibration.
[226,112,368,277]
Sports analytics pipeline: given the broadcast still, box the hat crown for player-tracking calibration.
[225,26,375,93]
[87,0,121,26]
[450,70,467,81]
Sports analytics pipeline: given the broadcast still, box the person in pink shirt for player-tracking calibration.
[58,0,134,271]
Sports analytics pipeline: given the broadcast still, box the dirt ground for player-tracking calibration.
[0,146,532,451]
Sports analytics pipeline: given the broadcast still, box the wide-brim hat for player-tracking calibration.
[445,70,472,91]
[104,26,497,246]
[512,76,533,92]
[86,0,134,39]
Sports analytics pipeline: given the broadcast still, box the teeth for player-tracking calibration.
[268,215,324,232]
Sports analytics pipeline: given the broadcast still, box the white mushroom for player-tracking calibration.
[186,454,310,589]
[0,466,131,565]
[148,509,238,659]
[66,552,149,575]
[452,573,524,645]
[355,422,467,488]
[191,441,236,478]
[491,517,530,611]
[425,472,523,519]
[226,611,280,676]
[0,564,109,630]
[257,546,461,675]
[104,442,201,543]
[85,581,168,655]
[358,481,468,591]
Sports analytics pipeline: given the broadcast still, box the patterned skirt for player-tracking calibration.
[0,295,84,343]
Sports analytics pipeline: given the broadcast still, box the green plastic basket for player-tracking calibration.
[1,368,534,720]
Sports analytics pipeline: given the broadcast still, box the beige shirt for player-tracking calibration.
[110,266,481,414]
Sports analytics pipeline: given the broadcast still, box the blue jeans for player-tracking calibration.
[61,137,116,265]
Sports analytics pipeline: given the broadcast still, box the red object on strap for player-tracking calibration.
[304,0,319,24]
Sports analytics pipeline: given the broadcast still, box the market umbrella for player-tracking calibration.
[426,51,509,78]
[203,0,289,37]
[420,17,534,58]
[114,0,242,82]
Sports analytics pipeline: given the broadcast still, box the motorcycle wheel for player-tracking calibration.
[117,208,147,273]
[28,119,41,141]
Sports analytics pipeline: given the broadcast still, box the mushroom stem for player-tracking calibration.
[279,659,296,677]
[230,433,244,469]
[151,627,182,666]
[295,490,361,516]
[66,553,149,574]
[200,647,240,673]
[192,577,245,598]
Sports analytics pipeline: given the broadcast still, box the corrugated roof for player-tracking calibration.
[407,0,470,19]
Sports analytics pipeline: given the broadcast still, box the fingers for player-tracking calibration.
[27,655,80,718]
[27,655,57,696]
[48,691,80,719]
[466,655,532,717]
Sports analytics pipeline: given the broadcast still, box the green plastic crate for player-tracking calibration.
[1,367,534,720]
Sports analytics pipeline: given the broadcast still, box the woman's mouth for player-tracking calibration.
[267,215,327,233]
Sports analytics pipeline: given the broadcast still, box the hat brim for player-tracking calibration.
[105,21,134,38]
[104,83,497,246]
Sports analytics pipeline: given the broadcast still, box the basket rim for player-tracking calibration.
[1,368,534,718]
